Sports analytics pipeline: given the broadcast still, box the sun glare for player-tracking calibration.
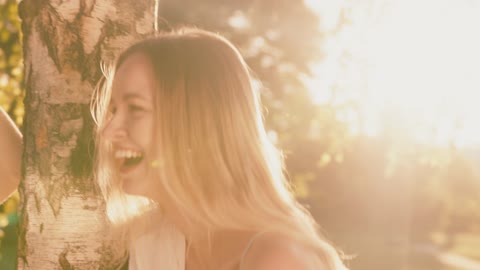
[305,0,480,147]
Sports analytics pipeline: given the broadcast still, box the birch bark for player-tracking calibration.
[18,0,156,268]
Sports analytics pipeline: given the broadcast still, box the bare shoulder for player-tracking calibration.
[242,233,329,270]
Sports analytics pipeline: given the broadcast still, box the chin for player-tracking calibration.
[122,178,143,195]
[122,179,156,201]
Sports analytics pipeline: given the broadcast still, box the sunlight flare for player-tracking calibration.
[306,0,480,147]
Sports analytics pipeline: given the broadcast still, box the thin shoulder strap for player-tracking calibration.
[239,231,268,270]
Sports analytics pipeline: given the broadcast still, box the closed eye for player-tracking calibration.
[129,104,145,112]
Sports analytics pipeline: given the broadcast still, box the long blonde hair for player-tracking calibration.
[92,28,348,269]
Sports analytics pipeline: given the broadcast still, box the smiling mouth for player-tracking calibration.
[123,156,144,167]
[114,149,145,172]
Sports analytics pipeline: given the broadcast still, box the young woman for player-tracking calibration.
[2,28,348,269]
[93,28,348,270]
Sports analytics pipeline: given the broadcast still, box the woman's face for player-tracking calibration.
[102,53,159,199]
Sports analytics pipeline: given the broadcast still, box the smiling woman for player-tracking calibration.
[102,53,156,198]
[91,28,349,270]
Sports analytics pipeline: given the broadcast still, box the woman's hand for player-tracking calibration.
[0,107,22,204]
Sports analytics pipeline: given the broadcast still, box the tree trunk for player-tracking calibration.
[17,0,156,269]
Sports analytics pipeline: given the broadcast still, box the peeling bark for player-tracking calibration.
[17,0,157,269]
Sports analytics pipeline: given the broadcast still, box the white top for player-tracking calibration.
[129,226,266,270]
[129,218,185,270]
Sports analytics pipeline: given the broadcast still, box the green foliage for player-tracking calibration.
[0,0,23,125]
[0,0,22,267]
[155,0,353,197]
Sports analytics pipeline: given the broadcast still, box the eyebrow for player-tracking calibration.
[111,93,150,104]
[125,93,151,101]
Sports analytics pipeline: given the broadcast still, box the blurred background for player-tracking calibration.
[1,0,479,269]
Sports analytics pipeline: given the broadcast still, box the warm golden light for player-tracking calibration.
[306,0,480,147]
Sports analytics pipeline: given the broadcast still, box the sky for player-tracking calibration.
[305,0,480,148]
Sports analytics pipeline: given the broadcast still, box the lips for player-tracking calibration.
[113,148,145,175]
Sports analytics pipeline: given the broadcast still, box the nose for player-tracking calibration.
[102,114,127,142]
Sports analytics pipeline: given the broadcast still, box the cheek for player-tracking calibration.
[128,116,154,147]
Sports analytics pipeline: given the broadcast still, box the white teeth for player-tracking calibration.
[114,149,143,159]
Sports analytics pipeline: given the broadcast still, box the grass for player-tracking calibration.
[332,230,480,270]
[430,231,480,261]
